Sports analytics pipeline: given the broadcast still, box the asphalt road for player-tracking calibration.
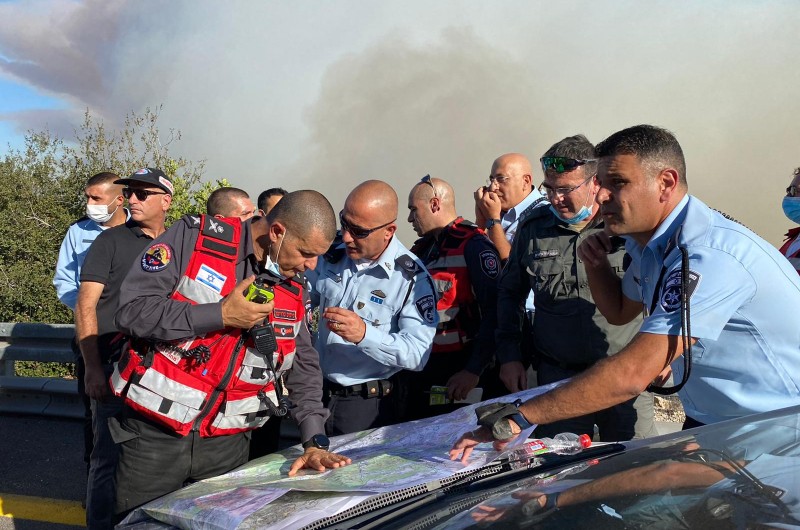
[0,414,85,530]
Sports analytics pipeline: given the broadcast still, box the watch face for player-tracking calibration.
[313,434,330,450]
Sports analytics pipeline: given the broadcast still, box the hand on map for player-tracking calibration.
[287,447,353,476]
[449,422,522,464]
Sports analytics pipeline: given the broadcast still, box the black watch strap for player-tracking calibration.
[302,433,330,451]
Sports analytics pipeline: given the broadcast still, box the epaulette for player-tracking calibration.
[323,232,346,264]
[396,254,421,275]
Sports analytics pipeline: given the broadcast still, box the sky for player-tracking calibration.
[0,0,798,245]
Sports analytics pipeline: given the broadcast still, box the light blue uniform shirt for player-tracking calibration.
[310,236,438,386]
[622,195,800,424]
[53,217,106,310]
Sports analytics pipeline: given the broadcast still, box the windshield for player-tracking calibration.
[377,406,800,530]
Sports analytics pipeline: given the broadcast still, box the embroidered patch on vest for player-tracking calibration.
[533,249,559,259]
[479,250,499,278]
[141,243,173,272]
[660,269,701,313]
[196,264,226,294]
[272,308,297,321]
[415,294,436,323]
[274,323,296,338]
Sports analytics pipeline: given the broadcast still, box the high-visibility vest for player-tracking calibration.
[414,218,483,353]
[111,215,304,437]
[779,227,800,275]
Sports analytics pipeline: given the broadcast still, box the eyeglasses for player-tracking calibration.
[420,174,438,198]
[339,210,395,239]
[486,175,511,186]
[122,188,168,201]
[787,185,800,197]
[538,173,595,199]
[540,157,598,174]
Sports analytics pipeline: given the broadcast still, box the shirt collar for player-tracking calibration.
[502,189,545,224]
[628,194,690,259]
[364,236,401,277]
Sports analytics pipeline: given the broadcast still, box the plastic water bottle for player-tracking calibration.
[524,432,592,456]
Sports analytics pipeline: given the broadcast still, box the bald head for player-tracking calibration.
[267,189,337,241]
[408,176,458,236]
[491,153,533,178]
[344,180,398,223]
[489,153,534,210]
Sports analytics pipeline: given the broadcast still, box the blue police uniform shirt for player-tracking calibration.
[310,236,438,386]
[621,195,800,425]
[53,217,107,310]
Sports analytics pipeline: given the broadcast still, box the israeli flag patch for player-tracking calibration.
[196,264,227,294]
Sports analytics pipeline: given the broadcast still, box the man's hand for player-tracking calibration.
[84,362,110,401]
[221,276,275,329]
[500,361,527,393]
[446,370,479,401]
[323,307,367,344]
[287,447,352,476]
[577,232,614,269]
[474,186,502,226]
[449,422,521,464]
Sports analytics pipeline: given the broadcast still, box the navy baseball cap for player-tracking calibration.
[115,168,175,195]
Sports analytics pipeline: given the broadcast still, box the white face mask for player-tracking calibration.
[86,197,121,224]
[264,230,286,278]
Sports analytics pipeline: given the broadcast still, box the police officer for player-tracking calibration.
[53,171,127,491]
[779,167,800,274]
[111,190,351,517]
[451,125,800,462]
[497,135,656,442]
[401,176,501,420]
[310,180,437,435]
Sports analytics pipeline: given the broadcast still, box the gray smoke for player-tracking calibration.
[1,1,798,245]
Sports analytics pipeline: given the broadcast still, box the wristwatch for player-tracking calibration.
[302,433,330,451]
[485,218,502,229]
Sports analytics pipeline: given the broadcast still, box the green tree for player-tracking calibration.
[0,107,221,325]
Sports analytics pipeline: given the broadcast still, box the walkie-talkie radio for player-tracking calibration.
[244,278,274,304]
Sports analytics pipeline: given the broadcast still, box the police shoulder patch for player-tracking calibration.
[660,268,701,313]
[479,250,499,278]
[415,294,436,324]
[141,243,173,272]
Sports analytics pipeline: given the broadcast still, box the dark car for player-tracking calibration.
[310,405,800,529]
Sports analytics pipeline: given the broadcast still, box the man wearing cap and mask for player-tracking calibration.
[53,171,128,507]
[75,167,172,529]
[110,189,350,519]
[495,135,656,442]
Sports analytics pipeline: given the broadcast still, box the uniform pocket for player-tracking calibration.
[353,296,396,330]
[524,254,566,302]
[205,388,272,436]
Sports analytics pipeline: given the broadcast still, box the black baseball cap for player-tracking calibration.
[115,168,175,195]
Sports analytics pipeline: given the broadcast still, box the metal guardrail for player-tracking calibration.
[0,322,82,418]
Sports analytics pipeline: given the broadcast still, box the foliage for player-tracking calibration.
[0,106,222,325]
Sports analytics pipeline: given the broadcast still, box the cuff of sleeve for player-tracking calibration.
[357,325,381,352]
[495,342,522,365]
[298,415,326,444]
[191,303,225,335]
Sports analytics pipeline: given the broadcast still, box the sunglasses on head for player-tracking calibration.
[122,188,168,201]
[540,157,598,174]
[420,174,438,198]
[339,210,395,239]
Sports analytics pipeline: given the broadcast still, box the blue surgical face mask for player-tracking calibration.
[264,230,286,278]
[550,184,594,225]
[782,196,800,224]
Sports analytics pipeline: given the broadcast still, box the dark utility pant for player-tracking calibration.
[323,380,397,436]
[112,408,250,517]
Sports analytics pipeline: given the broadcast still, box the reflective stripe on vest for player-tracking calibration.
[175,275,223,305]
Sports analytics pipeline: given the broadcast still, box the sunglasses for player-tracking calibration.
[787,185,800,198]
[339,210,395,239]
[540,157,598,174]
[122,188,168,201]
[420,174,438,198]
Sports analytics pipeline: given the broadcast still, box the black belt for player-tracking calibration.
[325,379,392,399]
[538,353,593,372]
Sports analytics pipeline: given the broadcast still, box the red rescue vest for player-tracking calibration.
[111,215,305,437]
[414,218,483,353]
